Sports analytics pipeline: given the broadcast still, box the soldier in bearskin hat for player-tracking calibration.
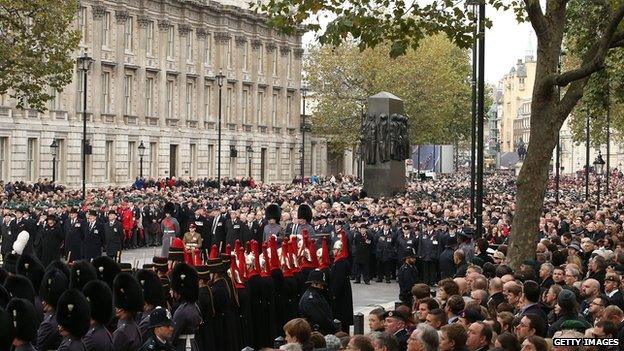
[263,204,282,241]
[56,289,91,350]
[4,274,43,322]
[161,202,180,257]
[69,260,98,290]
[293,203,315,236]
[135,269,166,337]
[37,214,64,267]
[0,307,12,351]
[16,253,45,294]
[92,256,121,289]
[170,263,202,351]
[112,272,144,351]
[36,268,69,351]
[82,280,114,351]
[6,298,39,350]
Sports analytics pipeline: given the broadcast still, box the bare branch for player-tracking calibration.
[525,0,548,38]
[552,3,624,87]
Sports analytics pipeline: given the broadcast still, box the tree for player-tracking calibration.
[0,0,81,111]
[306,36,472,154]
[254,0,624,269]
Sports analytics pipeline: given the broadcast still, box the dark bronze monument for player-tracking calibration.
[362,92,409,198]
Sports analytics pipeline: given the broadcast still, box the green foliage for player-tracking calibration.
[0,0,81,111]
[565,0,624,147]
[305,36,471,153]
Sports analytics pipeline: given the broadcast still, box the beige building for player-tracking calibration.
[0,0,327,187]
[499,56,536,152]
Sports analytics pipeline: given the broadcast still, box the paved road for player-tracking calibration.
[121,246,400,313]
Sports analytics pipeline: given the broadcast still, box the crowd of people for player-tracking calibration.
[0,171,623,350]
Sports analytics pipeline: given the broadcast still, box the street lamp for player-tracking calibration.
[555,50,566,205]
[138,140,146,178]
[300,85,308,184]
[216,69,225,190]
[594,151,605,208]
[246,145,253,177]
[50,139,59,183]
[77,51,94,201]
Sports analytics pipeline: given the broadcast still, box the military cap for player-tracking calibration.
[152,257,168,272]
[382,310,408,323]
[82,280,114,325]
[119,262,133,273]
[306,269,327,286]
[196,265,210,280]
[147,307,173,329]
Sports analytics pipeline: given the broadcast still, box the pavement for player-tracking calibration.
[121,245,400,313]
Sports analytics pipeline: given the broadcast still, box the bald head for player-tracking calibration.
[581,279,601,299]
[454,277,467,296]
[501,274,515,284]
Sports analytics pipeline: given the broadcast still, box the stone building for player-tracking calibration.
[0,0,327,187]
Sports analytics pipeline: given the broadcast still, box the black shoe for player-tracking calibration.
[354,280,361,284]
[364,281,371,285]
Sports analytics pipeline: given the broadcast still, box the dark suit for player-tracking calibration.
[609,290,624,311]
[209,215,227,252]
[1,218,16,256]
[104,220,124,259]
[225,219,247,248]
[84,220,104,261]
[394,328,408,351]
[64,217,87,260]
[38,224,64,267]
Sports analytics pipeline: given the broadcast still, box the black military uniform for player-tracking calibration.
[104,211,124,259]
[112,273,144,351]
[417,222,440,285]
[7,297,40,351]
[298,269,337,335]
[329,234,354,333]
[82,280,114,351]
[138,308,175,351]
[64,209,86,261]
[397,252,419,307]
[225,215,247,247]
[209,258,241,351]
[37,268,68,351]
[84,210,105,261]
[1,212,16,258]
[56,289,91,351]
[375,221,396,283]
[196,265,216,351]
[353,225,372,284]
[208,212,227,253]
[170,263,202,351]
[142,204,161,247]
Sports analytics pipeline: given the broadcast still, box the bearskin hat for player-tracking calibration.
[113,272,144,313]
[0,267,7,285]
[265,204,282,223]
[135,269,165,307]
[6,298,38,343]
[0,307,12,351]
[91,256,121,289]
[164,202,176,216]
[0,285,9,308]
[4,274,35,304]
[56,290,91,338]
[2,252,18,274]
[45,260,70,281]
[70,260,97,291]
[170,263,199,303]
[82,280,114,325]
[39,268,69,308]
[297,203,313,223]
[16,254,45,291]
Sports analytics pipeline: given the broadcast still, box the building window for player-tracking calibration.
[101,12,111,48]
[204,84,212,121]
[145,77,154,116]
[242,42,249,71]
[286,94,292,126]
[257,90,264,124]
[27,138,37,181]
[227,38,233,68]
[50,88,61,111]
[225,87,233,123]
[272,50,278,76]
[149,141,157,176]
[78,7,87,44]
[287,51,292,78]
[271,93,278,126]
[186,83,194,120]
[105,140,114,181]
[189,143,197,177]
[186,30,194,62]
[207,144,214,177]
[166,80,173,118]
[0,137,7,180]
[124,17,133,53]
[241,89,249,124]
[76,70,84,112]
[258,44,263,74]
[204,35,212,66]
[101,72,110,113]
[124,75,133,115]
[146,21,154,56]
[128,141,136,179]
[167,26,175,59]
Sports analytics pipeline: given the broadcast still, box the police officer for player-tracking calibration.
[56,289,91,350]
[395,220,416,265]
[37,268,68,351]
[298,269,337,335]
[138,307,175,351]
[170,263,202,351]
[112,272,144,351]
[375,219,396,283]
[82,280,115,351]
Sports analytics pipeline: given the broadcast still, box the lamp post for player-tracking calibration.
[475,0,486,238]
[300,85,308,183]
[555,50,566,204]
[246,145,253,177]
[216,69,225,190]
[594,152,605,208]
[77,51,94,201]
[469,0,478,224]
[50,139,59,183]
[585,112,590,201]
[138,140,146,178]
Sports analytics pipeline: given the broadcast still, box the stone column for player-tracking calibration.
[363,92,406,198]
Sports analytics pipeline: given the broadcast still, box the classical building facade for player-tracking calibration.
[0,0,327,187]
